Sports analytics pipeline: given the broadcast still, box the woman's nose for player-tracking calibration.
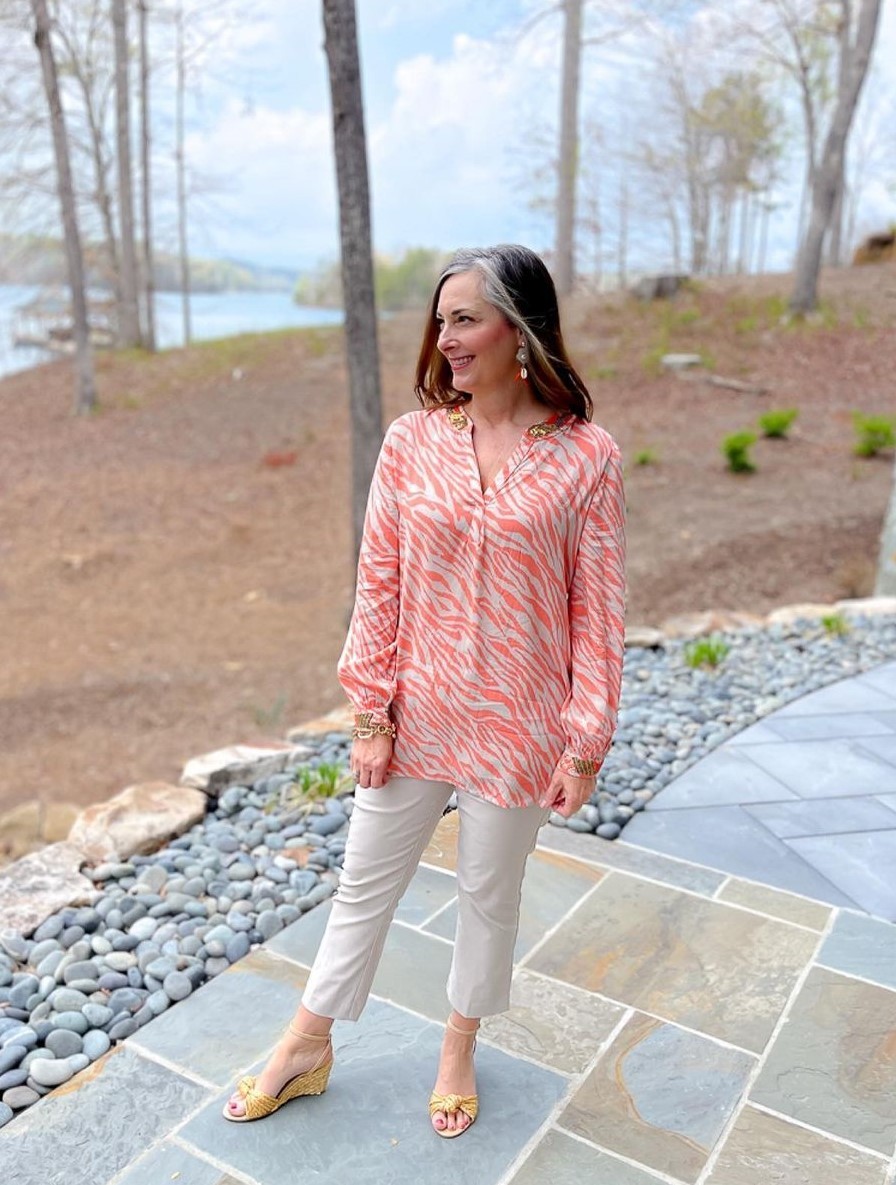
[437,323,454,349]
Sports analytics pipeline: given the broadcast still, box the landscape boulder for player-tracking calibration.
[632,274,690,301]
[180,741,310,797]
[67,781,206,864]
[852,229,895,265]
[0,843,96,936]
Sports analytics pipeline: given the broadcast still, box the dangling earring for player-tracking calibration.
[516,345,528,381]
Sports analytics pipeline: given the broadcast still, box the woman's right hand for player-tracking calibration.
[351,735,393,789]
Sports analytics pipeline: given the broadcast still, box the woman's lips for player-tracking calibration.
[449,355,473,371]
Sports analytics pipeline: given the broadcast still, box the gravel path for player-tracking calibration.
[1,612,895,1127]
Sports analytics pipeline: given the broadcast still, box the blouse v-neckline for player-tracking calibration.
[443,404,572,498]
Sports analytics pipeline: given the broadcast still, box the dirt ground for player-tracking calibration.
[1,265,894,823]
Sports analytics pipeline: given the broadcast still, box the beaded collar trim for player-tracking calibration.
[444,405,571,437]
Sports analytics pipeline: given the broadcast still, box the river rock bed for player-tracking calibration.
[1,613,895,1127]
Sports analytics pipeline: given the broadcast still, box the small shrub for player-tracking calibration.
[673,308,701,327]
[821,612,849,637]
[634,448,658,466]
[852,305,870,330]
[642,343,667,374]
[852,412,896,457]
[758,408,798,439]
[590,364,618,380]
[722,431,757,473]
[684,636,730,669]
[266,761,353,814]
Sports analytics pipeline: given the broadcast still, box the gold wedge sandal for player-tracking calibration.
[223,1025,333,1123]
[429,1017,480,1139]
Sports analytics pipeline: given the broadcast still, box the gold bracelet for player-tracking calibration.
[571,757,600,777]
[352,713,396,741]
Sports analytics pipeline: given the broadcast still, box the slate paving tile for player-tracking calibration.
[726,722,784,746]
[130,947,309,1087]
[774,680,896,716]
[393,863,457,926]
[785,830,896,920]
[527,873,817,1051]
[507,1128,665,1185]
[178,999,567,1185]
[817,912,896,992]
[0,1046,210,1185]
[743,739,896,799]
[420,811,459,873]
[482,968,624,1074]
[744,795,896,839]
[868,711,896,733]
[424,847,605,959]
[705,1105,890,1185]
[536,828,726,896]
[751,966,896,1156]
[624,804,858,908]
[114,1141,246,1185]
[716,879,831,931]
[856,663,896,699]
[645,748,796,810]
[855,735,896,769]
[558,1011,754,1184]
[762,713,896,741]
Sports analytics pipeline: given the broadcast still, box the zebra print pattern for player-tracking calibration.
[338,406,627,809]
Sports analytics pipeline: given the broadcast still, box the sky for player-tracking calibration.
[11,0,895,277]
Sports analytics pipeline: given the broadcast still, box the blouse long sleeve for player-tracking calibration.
[336,424,403,725]
[558,443,627,777]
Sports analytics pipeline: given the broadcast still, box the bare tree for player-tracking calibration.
[322,0,384,561]
[555,0,583,296]
[791,0,881,312]
[138,0,156,351]
[173,0,191,344]
[31,0,96,414]
[111,0,140,346]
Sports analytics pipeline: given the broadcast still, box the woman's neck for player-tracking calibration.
[465,388,543,430]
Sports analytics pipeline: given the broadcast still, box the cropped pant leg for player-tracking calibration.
[447,792,549,1018]
[300,776,453,1021]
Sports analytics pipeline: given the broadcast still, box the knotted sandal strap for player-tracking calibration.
[429,1091,479,1123]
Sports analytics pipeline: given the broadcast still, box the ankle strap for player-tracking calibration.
[288,1023,331,1042]
[446,1017,479,1038]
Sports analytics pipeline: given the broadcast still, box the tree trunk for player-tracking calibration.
[617,172,628,290]
[876,460,896,595]
[112,0,140,347]
[175,1,191,345]
[31,0,96,415]
[791,0,881,314]
[554,0,583,296]
[322,0,384,562]
[138,0,156,351]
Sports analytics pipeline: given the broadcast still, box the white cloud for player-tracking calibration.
[182,99,336,263]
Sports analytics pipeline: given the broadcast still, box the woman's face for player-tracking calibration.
[435,271,521,396]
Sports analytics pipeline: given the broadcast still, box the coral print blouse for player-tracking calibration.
[338,404,627,809]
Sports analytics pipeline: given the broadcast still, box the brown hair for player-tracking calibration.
[414,244,593,420]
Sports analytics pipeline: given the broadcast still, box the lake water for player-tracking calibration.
[0,285,343,381]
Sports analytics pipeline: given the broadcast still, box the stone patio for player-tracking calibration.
[2,669,896,1184]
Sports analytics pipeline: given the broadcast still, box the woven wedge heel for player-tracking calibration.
[223,1025,333,1123]
[429,1017,479,1139]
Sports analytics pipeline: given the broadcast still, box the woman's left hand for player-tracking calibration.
[545,769,596,818]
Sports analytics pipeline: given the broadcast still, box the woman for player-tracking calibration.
[224,244,626,1138]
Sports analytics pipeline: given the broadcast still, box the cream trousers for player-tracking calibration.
[300,776,549,1021]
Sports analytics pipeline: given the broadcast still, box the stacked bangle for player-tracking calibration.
[571,757,600,777]
[352,713,396,740]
